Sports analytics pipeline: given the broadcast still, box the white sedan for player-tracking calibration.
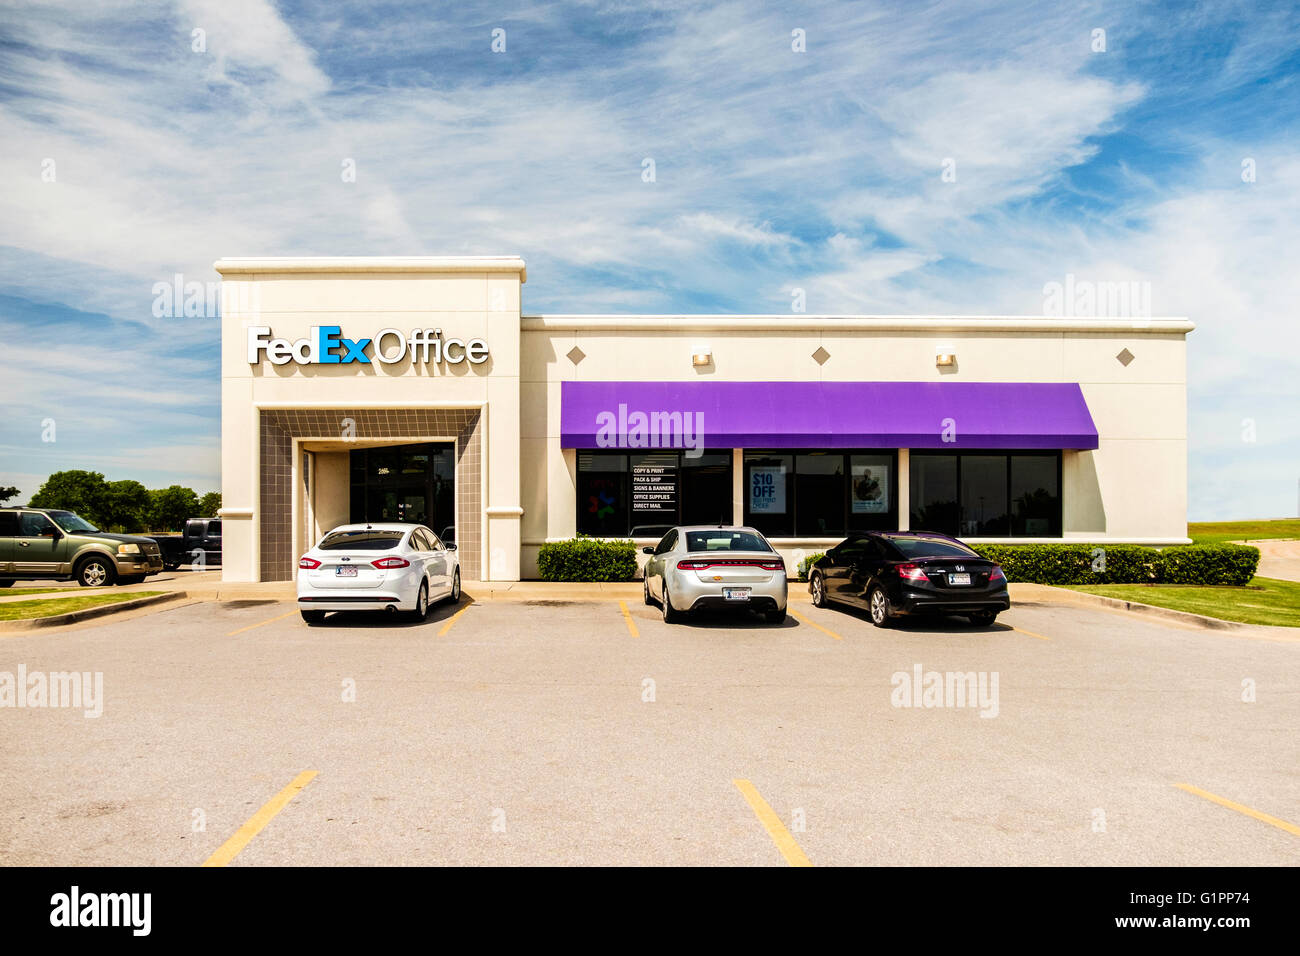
[297,523,460,624]
[642,525,787,624]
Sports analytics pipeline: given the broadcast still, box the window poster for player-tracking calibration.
[749,465,786,514]
[851,462,888,514]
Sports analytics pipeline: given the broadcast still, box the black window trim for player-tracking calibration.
[742,449,900,538]
[577,449,734,537]
[908,449,1063,538]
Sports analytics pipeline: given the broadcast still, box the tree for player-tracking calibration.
[148,485,200,531]
[0,485,20,504]
[197,491,222,518]
[28,471,108,525]
[101,480,152,532]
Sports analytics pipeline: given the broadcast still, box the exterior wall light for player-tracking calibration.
[692,348,712,367]
[935,350,956,368]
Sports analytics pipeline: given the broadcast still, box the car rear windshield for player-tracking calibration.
[684,530,772,553]
[888,536,977,559]
[319,530,404,551]
[49,511,98,533]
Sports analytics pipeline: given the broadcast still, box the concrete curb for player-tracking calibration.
[0,592,189,631]
[1046,586,1279,631]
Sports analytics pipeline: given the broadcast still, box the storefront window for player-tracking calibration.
[910,452,1060,538]
[960,455,1009,536]
[744,453,793,537]
[349,442,454,533]
[908,455,958,535]
[681,452,733,526]
[577,449,733,536]
[745,451,897,537]
[847,454,894,532]
[795,453,844,536]
[577,452,629,537]
[1010,455,1061,536]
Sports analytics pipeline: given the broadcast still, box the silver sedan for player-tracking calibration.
[641,525,787,624]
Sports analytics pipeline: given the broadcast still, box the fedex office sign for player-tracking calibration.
[247,326,489,366]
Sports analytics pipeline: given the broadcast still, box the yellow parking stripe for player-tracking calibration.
[1175,783,1300,837]
[789,608,842,640]
[226,608,299,637]
[202,770,318,867]
[438,601,473,637]
[732,779,813,867]
[1012,625,1051,642]
[618,600,639,638]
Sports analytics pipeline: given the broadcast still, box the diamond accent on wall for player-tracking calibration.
[812,346,831,366]
[1116,348,1135,367]
[567,346,586,365]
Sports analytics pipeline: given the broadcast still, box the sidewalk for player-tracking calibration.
[2,572,1066,608]
[1,573,1057,605]
[1240,539,1300,583]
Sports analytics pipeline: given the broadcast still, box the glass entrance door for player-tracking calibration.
[349,443,455,541]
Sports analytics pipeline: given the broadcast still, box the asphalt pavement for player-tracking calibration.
[0,593,1296,865]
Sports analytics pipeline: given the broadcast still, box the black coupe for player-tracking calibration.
[807,531,1010,627]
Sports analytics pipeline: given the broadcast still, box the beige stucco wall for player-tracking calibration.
[217,258,524,582]
[217,258,1189,583]
[311,451,350,542]
[519,317,1191,578]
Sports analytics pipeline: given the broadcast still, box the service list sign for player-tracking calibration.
[632,460,677,512]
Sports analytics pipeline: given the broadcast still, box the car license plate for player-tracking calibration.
[335,566,358,577]
[723,587,750,601]
[948,573,971,586]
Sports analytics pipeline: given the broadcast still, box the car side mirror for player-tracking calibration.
[642,546,655,554]
[42,527,60,539]
[446,543,457,551]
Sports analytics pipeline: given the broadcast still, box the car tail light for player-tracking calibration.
[299,556,321,570]
[988,565,1006,583]
[371,556,411,569]
[676,558,784,571]
[896,562,929,583]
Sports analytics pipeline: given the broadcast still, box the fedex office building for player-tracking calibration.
[216,257,1192,583]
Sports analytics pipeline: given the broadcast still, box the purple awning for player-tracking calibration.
[560,381,1098,450]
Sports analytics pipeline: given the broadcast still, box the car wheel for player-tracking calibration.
[868,586,892,628]
[76,556,116,588]
[163,561,181,572]
[764,607,786,624]
[809,572,828,608]
[447,568,461,604]
[661,582,682,623]
[412,581,429,621]
[300,610,326,624]
[969,610,998,626]
[643,575,653,606]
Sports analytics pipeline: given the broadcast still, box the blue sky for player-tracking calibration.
[1,0,1297,519]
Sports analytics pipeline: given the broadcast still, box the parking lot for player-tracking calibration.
[1,593,1297,866]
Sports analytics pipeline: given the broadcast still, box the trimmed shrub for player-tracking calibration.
[796,552,826,582]
[970,543,1258,586]
[1159,544,1259,586]
[537,537,637,582]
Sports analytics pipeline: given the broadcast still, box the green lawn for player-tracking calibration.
[0,586,77,596]
[0,591,165,621]
[1188,519,1300,545]
[1069,577,1300,627]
